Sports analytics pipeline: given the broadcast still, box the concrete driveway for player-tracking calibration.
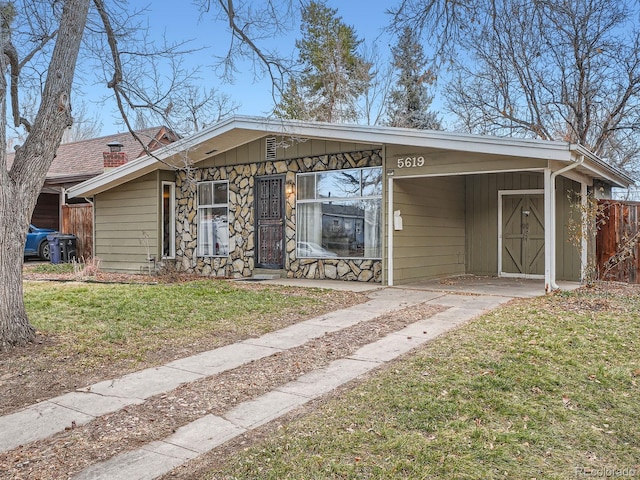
[264,275,582,298]
[400,275,582,297]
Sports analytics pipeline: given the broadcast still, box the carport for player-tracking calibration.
[384,141,633,292]
[400,275,582,298]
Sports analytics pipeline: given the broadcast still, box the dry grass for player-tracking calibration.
[198,284,640,479]
[0,278,366,416]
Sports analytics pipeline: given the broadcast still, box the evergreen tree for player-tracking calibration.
[275,1,371,123]
[386,27,441,130]
[273,77,310,121]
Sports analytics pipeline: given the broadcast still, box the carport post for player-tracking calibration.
[581,181,588,281]
[546,155,585,292]
[544,168,553,293]
[387,176,394,286]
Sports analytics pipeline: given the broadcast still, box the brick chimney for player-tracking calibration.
[103,142,128,170]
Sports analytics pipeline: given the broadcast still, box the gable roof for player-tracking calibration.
[67,116,634,198]
[7,126,178,186]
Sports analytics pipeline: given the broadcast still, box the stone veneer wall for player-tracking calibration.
[174,149,383,282]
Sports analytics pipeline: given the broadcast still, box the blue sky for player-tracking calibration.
[91,1,397,134]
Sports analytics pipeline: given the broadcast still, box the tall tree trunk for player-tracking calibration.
[0,184,34,348]
[0,0,91,350]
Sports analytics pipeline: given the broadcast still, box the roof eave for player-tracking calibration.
[238,117,574,160]
[68,116,634,197]
[67,156,160,198]
[570,144,635,188]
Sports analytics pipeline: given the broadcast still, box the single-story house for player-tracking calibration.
[67,116,634,291]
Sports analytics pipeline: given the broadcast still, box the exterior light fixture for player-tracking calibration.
[285,180,296,196]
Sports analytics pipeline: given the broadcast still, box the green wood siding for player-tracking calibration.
[555,176,581,281]
[197,138,380,167]
[94,172,159,273]
[465,172,581,280]
[385,147,548,177]
[391,176,466,284]
[466,173,544,276]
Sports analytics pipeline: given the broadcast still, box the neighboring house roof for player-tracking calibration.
[67,116,635,198]
[7,126,178,187]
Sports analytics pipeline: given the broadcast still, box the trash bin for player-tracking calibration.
[58,234,78,263]
[47,234,61,264]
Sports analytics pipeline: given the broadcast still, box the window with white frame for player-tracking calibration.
[296,167,382,259]
[161,182,176,258]
[197,181,229,257]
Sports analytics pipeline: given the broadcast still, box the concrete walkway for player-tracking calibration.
[0,283,521,480]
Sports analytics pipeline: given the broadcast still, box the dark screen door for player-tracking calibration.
[256,176,285,268]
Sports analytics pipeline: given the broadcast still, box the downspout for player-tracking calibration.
[549,154,584,290]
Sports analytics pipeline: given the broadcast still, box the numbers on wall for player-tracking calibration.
[396,156,425,168]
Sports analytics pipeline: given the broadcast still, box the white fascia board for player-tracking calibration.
[569,144,634,188]
[582,162,633,188]
[251,117,573,161]
[67,117,244,198]
[70,116,628,197]
[67,156,158,198]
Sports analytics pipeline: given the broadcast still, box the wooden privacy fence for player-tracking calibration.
[596,200,640,283]
[61,203,93,261]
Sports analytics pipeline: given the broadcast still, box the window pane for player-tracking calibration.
[362,168,383,196]
[317,170,360,198]
[296,168,382,259]
[362,199,382,258]
[198,207,229,256]
[198,182,213,206]
[296,203,335,257]
[297,174,315,200]
[213,182,228,204]
[321,201,365,257]
[162,184,173,258]
[297,200,381,259]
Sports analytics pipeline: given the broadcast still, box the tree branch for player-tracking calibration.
[92,0,122,89]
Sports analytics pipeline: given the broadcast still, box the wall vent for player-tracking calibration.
[266,137,277,160]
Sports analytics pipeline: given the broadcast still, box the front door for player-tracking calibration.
[501,194,545,277]
[256,175,285,268]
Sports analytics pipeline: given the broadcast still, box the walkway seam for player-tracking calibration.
[71,295,503,480]
[0,288,432,453]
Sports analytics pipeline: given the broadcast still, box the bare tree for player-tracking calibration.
[61,101,102,143]
[195,0,297,100]
[360,41,394,126]
[1,0,89,347]
[151,84,239,136]
[4,93,101,148]
[0,0,206,349]
[391,0,640,175]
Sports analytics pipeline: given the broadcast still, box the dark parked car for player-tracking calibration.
[24,224,56,261]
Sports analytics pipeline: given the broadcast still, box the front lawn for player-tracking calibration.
[24,280,333,364]
[206,285,640,479]
[0,279,364,415]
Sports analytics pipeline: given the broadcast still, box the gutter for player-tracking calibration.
[569,144,635,187]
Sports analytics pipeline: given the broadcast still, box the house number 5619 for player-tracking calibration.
[397,156,425,168]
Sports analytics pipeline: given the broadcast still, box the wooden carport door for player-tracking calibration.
[256,175,285,268]
[501,194,545,277]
